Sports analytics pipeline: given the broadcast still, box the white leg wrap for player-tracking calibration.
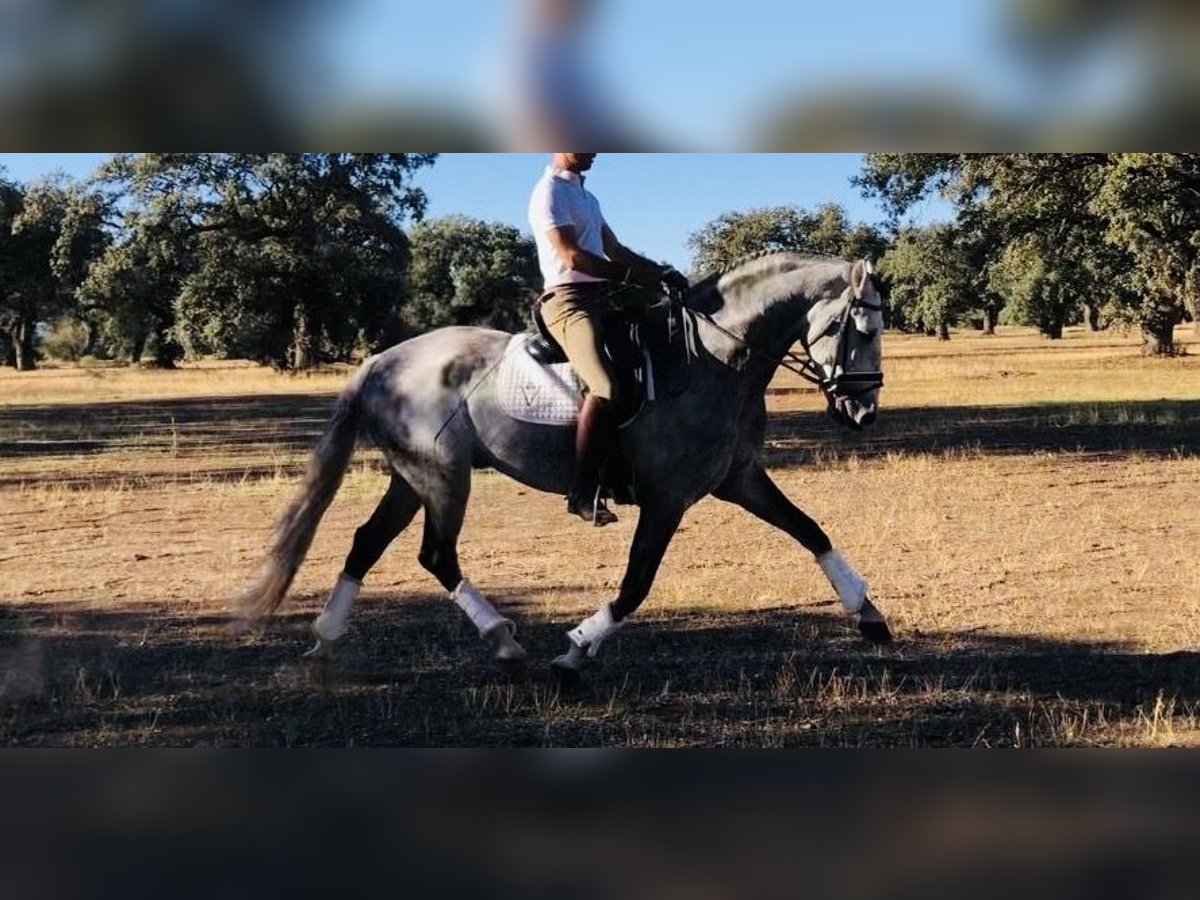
[567,603,625,658]
[817,550,867,614]
[451,579,513,638]
[312,572,362,643]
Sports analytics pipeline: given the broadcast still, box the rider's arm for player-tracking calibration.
[545,225,661,288]
[601,225,661,274]
[605,225,689,293]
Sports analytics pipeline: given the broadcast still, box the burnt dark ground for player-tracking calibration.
[1,392,1198,745]
[1,595,1198,746]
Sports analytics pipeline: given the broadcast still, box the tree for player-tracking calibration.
[687,203,887,277]
[405,216,540,333]
[1090,153,1200,355]
[95,153,435,369]
[857,153,1196,352]
[0,176,109,369]
[877,224,975,339]
[77,207,189,366]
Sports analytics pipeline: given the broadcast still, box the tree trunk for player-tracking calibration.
[0,330,14,368]
[13,319,37,370]
[290,306,315,370]
[1140,296,1181,356]
[130,328,147,364]
[150,325,179,369]
[82,319,99,357]
[1141,326,1175,356]
[938,321,950,341]
[1044,319,1063,340]
[1083,303,1101,332]
[982,304,996,336]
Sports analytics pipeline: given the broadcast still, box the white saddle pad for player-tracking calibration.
[495,333,583,426]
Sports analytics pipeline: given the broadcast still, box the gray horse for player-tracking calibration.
[238,251,890,677]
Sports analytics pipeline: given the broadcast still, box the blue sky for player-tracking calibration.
[334,1,1017,146]
[0,153,952,267]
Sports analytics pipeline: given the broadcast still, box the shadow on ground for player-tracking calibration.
[762,398,1200,467]
[0,394,334,458]
[3,393,1197,484]
[2,596,1195,746]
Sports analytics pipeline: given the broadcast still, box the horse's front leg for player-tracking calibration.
[552,500,686,677]
[712,461,891,643]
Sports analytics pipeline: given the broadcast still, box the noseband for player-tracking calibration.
[794,291,886,404]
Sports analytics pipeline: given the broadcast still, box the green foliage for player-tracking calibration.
[77,207,187,365]
[405,216,539,333]
[0,175,110,369]
[878,225,975,337]
[39,317,90,361]
[1090,153,1200,354]
[859,153,1197,351]
[687,203,887,277]
[91,153,435,369]
[990,239,1073,338]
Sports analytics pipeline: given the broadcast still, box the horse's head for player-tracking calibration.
[801,259,884,431]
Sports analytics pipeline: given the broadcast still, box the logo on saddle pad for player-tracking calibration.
[496,334,586,426]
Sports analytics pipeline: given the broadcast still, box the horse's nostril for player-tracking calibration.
[859,409,877,427]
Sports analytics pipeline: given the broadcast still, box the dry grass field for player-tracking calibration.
[1,324,1198,746]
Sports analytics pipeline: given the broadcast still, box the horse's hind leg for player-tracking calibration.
[416,468,527,665]
[308,475,420,655]
[713,461,891,644]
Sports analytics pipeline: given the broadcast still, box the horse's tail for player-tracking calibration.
[236,367,368,625]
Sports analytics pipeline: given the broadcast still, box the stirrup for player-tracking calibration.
[566,489,618,527]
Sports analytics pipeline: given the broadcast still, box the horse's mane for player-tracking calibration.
[692,247,844,287]
[686,248,846,310]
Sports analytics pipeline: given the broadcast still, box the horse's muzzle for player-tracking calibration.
[829,397,878,431]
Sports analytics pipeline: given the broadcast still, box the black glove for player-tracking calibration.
[659,265,689,293]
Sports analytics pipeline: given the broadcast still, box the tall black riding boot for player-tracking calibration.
[567,395,619,526]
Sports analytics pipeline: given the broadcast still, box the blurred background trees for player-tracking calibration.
[3,153,1199,370]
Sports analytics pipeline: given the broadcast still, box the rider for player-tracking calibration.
[529,152,689,525]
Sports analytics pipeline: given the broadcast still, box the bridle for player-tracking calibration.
[674,285,885,410]
[794,289,886,403]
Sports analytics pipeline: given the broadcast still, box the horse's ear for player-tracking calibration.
[850,259,872,299]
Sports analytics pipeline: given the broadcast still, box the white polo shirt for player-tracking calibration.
[528,165,608,289]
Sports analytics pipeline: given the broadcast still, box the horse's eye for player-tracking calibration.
[823,320,842,338]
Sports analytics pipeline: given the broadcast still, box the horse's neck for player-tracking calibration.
[703,264,828,371]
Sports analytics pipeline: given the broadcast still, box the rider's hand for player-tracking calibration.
[660,265,689,293]
[624,266,666,291]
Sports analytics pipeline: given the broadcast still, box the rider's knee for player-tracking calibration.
[586,377,616,404]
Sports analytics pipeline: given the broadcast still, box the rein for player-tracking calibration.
[673,288,885,402]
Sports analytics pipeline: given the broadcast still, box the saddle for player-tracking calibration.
[488,299,681,508]
[528,300,656,425]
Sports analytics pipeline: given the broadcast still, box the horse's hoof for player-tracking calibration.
[551,642,588,686]
[303,637,334,659]
[550,660,583,688]
[485,624,528,664]
[858,619,893,645]
[496,655,529,678]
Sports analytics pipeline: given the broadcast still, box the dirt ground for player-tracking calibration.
[1,325,1198,746]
